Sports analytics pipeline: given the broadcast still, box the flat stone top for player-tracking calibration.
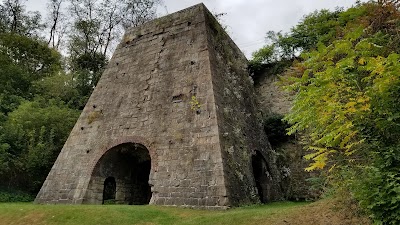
[124,3,207,37]
[120,3,247,61]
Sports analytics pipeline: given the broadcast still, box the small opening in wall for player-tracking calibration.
[187,21,191,26]
[252,151,271,203]
[172,94,184,103]
[102,177,116,204]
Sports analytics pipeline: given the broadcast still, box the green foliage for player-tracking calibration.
[0,98,79,192]
[250,9,343,66]
[0,189,34,202]
[249,3,368,75]
[251,45,276,64]
[289,9,343,51]
[70,52,107,101]
[189,96,201,111]
[68,20,108,103]
[249,45,290,81]
[328,146,400,225]
[0,0,161,200]
[32,73,84,109]
[0,33,62,115]
[352,146,400,225]
[248,60,293,85]
[284,30,400,169]
[0,0,44,36]
[0,33,62,75]
[263,114,291,148]
[0,32,73,193]
[276,1,400,223]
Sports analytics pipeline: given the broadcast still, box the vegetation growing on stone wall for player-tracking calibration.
[87,111,102,124]
[248,4,364,83]
[252,0,400,223]
[189,96,201,112]
[248,60,292,85]
[262,114,292,148]
[207,10,238,66]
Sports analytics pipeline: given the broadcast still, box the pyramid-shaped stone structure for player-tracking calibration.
[35,4,281,209]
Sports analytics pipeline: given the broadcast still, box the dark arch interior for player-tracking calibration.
[252,151,271,203]
[103,177,116,204]
[91,143,152,205]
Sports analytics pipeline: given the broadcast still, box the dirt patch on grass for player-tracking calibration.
[154,205,213,219]
[10,212,46,225]
[261,199,372,225]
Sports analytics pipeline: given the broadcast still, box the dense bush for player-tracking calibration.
[0,189,34,202]
[262,114,292,148]
[253,1,400,223]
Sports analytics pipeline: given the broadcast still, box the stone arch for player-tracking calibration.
[84,137,156,205]
[251,150,272,203]
[88,136,158,173]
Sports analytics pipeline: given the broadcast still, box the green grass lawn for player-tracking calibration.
[0,202,309,225]
[0,199,372,225]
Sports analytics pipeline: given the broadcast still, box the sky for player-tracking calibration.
[25,0,362,58]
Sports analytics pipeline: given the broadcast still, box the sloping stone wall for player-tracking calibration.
[36,4,281,208]
[204,12,282,204]
[255,70,320,200]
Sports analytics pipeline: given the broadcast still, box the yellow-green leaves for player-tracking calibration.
[283,29,400,171]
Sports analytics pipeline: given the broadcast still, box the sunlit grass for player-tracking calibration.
[0,202,308,225]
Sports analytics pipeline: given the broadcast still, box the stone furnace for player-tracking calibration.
[35,3,281,209]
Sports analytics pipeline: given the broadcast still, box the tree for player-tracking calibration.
[0,33,62,114]
[120,0,160,29]
[66,0,160,108]
[0,98,79,191]
[0,0,161,197]
[32,72,82,108]
[46,0,67,49]
[0,0,44,36]
[67,0,160,57]
[249,4,368,70]
[279,1,400,223]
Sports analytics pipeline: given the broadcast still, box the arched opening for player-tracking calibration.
[252,151,271,203]
[103,177,116,204]
[86,143,152,205]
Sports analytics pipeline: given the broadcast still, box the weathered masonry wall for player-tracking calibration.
[36,4,227,209]
[203,11,282,204]
[36,3,281,208]
[255,69,320,200]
